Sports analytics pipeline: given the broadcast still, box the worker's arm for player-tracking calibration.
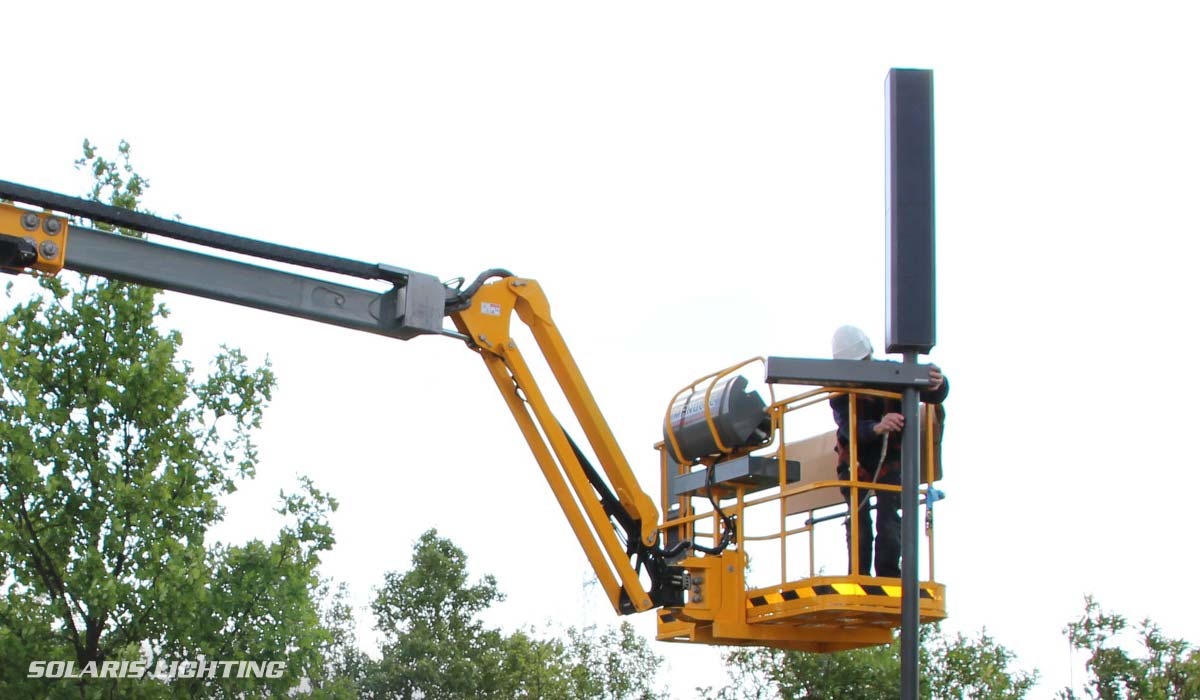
[920,366,949,404]
[830,393,882,446]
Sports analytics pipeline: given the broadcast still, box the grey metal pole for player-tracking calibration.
[900,350,921,700]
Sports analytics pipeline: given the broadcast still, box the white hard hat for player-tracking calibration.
[832,325,873,360]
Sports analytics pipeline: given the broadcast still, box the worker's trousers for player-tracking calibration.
[837,463,902,579]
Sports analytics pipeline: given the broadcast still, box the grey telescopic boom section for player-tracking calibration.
[64,225,445,340]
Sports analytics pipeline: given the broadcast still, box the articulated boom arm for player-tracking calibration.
[2,179,952,652]
[0,180,683,617]
[451,279,680,613]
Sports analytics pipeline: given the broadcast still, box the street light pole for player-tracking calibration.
[900,356,921,700]
[884,67,935,700]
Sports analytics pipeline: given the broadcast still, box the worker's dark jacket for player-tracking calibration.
[830,377,949,475]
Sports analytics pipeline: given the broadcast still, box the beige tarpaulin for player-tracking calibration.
[783,405,943,516]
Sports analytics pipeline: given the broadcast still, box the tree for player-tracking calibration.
[362,528,671,700]
[701,642,900,700]
[0,141,339,699]
[563,622,670,700]
[702,624,1037,700]
[304,581,372,700]
[924,628,1039,700]
[1059,596,1200,700]
[363,529,511,700]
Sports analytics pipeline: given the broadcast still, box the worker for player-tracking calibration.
[829,325,948,578]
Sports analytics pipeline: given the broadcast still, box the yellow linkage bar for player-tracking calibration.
[451,277,660,614]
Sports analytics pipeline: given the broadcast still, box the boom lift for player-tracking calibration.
[0,179,946,651]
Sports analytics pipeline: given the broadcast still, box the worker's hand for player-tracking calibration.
[928,364,944,391]
[873,412,905,434]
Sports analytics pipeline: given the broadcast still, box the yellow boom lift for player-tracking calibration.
[0,179,945,652]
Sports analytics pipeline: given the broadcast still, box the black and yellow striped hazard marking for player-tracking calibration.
[747,582,936,609]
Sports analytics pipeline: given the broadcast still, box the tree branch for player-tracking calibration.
[16,498,84,657]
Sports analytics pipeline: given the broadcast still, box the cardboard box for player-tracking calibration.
[782,405,943,516]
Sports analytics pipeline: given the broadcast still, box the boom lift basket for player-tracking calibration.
[655,363,946,652]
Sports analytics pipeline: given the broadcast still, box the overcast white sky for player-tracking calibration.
[4,2,1199,697]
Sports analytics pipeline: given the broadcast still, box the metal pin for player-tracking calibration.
[21,213,39,231]
[40,241,59,259]
[43,218,62,235]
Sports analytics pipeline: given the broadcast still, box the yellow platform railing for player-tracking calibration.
[656,371,944,648]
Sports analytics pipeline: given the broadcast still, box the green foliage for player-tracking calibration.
[495,628,573,699]
[305,581,371,699]
[701,643,898,700]
[925,628,1038,700]
[361,529,669,700]
[0,142,339,699]
[364,529,508,700]
[702,624,1037,700]
[564,622,669,700]
[76,139,149,221]
[1059,596,1200,700]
